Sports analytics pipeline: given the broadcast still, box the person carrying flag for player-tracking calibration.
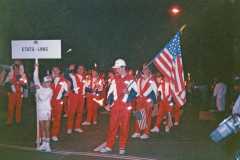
[131,65,158,139]
[100,58,138,155]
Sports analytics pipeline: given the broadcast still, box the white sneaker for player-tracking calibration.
[165,126,170,133]
[174,122,179,126]
[140,134,149,139]
[82,121,91,126]
[45,143,52,152]
[131,132,141,138]
[51,136,58,142]
[37,143,46,151]
[93,121,97,125]
[150,126,160,133]
[119,149,125,155]
[67,129,72,134]
[93,142,107,152]
[74,128,83,133]
[63,114,68,118]
[99,147,112,153]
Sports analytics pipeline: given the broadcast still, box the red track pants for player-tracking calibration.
[67,92,84,130]
[86,94,99,123]
[172,105,181,123]
[106,101,131,150]
[7,92,23,124]
[155,99,172,128]
[51,100,63,137]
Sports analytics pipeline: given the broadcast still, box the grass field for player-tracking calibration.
[0,94,239,160]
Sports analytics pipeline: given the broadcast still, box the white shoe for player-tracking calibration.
[45,143,52,152]
[51,136,58,142]
[150,126,160,133]
[67,129,72,134]
[99,147,112,153]
[165,126,170,133]
[74,128,83,133]
[82,121,91,126]
[93,121,97,125]
[37,143,46,151]
[140,134,149,139]
[63,114,68,118]
[131,132,141,138]
[119,149,125,155]
[174,122,179,126]
[93,142,107,152]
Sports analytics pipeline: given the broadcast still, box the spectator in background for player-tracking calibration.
[213,78,227,112]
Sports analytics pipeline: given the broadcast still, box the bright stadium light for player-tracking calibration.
[169,5,181,16]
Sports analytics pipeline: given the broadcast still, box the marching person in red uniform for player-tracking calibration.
[82,69,104,125]
[5,64,27,125]
[66,65,86,134]
[131,65,158,139]
[100,58,138,155]
[151,75,173,133]
[63,64,76,118]
[51,66,68,141]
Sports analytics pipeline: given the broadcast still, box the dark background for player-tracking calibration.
[0,0,239,82]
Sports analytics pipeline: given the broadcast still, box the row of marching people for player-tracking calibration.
[3,59,183,154]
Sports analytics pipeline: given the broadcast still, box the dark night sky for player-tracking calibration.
[0,0,239,81]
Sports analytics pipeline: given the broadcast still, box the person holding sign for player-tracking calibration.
[34,62,52,152]
[5,63,27,125]
[51,66,68,141]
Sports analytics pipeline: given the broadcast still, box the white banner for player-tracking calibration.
[11,40,61,59]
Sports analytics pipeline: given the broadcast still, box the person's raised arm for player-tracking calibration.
[33,64,41,87]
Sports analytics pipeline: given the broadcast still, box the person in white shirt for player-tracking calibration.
[34,63,53,152]
[213,79,227,112]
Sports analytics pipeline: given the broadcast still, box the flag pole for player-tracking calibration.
[35,58,41,149]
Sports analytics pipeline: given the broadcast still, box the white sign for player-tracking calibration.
[11,40,61,59]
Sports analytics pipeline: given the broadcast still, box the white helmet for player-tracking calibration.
[112,58,127,68]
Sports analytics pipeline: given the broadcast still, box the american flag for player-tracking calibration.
[153,32,186,107]
[135,109,147,130]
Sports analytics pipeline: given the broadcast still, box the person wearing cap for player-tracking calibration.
[131,65,158,139]
[5,63,27,125]
[34,63,52,152]
[51,66,68,141]
[82,69,104,125]
[66,65,86,134]
[100,58,138,155]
